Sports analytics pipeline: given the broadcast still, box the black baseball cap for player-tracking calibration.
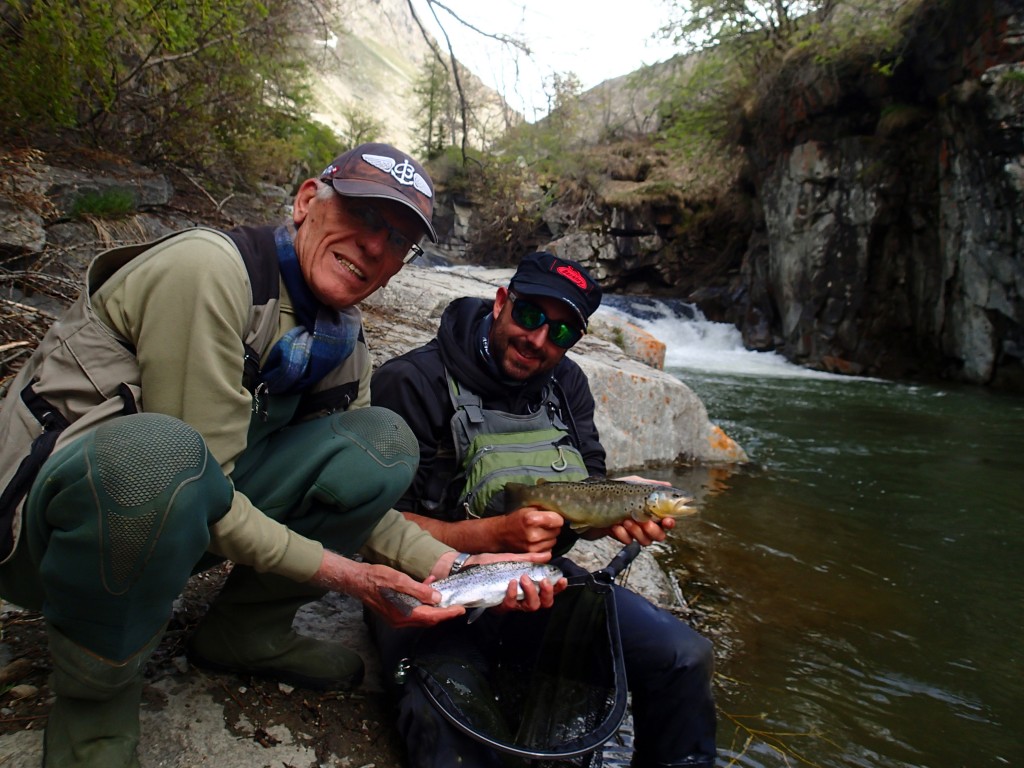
[509,252,602,330]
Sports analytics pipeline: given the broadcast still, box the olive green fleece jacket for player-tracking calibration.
[84,229,450,581]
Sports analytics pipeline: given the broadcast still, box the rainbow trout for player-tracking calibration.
[383,561,564,623]
[504,478,696,531]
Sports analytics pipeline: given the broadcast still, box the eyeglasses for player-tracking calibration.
[344,202,424,264]
[507,291,584,349]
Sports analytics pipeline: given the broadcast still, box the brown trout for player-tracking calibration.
[504,478,696,531]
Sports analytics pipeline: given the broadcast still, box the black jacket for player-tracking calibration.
[372,296,606,520]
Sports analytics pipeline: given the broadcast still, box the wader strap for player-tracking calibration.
[446,371,485,424]
[0,381,141,561]
[0,383,72,559]
[445,369,567,430]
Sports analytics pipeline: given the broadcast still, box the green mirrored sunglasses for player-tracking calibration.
[508,291,584,349]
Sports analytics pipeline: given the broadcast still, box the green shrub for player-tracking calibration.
[0,0,335,187]
[69,188,137,219]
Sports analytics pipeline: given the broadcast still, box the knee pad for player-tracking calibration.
[330,406,419,471]
[321,406,419,506]
[87,413,230,592]
[28,413,232,658]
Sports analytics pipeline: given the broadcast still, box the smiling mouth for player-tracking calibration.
[337,256,366,280]
[512,342,542,360]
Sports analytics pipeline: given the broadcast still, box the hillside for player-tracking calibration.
[307,0,516,151]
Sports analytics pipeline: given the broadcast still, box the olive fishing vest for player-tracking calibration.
[0,226,368,563]
[438,369,589,520]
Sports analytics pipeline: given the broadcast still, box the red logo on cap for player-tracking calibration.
[556,265,588,290]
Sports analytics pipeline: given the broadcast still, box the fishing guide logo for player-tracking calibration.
[556,265,589,290]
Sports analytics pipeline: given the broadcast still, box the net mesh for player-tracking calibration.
[415,579,627,764]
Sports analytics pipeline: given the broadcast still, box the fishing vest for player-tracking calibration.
[439,369,589,520]
[0,226,367,564]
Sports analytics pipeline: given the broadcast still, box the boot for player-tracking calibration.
[187,566,364,690]
[44,624,162,768]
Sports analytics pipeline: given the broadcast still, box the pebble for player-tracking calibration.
[8,684,38,700]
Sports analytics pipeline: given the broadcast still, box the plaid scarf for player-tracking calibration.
[259,226,360,396]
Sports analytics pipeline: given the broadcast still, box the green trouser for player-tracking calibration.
[229,404,418,552]
[0,404,419,657]
[188,405,420,690]
[5,412,232,659]
[0,412,231,768]
[0,404,418,766]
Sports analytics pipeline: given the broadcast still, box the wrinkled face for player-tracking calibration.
[291,180,426,309]
[490,286,579,380]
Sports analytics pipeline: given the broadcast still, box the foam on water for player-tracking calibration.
[599,296,860,380]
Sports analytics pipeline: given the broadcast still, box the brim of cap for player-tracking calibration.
[329,178,438,242]
[510,280,589,330]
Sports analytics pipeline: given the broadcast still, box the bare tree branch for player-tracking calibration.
[403,0,531,162]
[423,0,530,55]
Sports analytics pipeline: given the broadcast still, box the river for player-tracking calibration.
[602,298,1024,768]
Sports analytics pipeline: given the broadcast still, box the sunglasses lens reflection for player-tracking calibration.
[510,297,581,349]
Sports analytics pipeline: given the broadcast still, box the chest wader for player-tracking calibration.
[401,373,630,766]
[435,370,589,520]
[187,403,420,692]
[15,412,234,768]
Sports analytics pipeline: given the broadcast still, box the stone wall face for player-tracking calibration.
[734,0,1024,386]
[534,0,1024,389]
[936,62,1024,385]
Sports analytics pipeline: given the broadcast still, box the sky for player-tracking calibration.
[410,0,681,122]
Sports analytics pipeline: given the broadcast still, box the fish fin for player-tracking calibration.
[568,521,592,533]
[535,478,550,485]
[465,607,488,624]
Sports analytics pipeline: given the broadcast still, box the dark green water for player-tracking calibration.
[652,370,1023,768]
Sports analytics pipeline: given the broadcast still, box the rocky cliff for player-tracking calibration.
[523,0,1024,390]
[738,0,1024,387]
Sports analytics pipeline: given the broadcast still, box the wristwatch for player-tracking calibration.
[448,552,472,576]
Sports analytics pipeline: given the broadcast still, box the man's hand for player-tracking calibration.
[594,475,676,546]
[309,551,465,628]
[613,474,671,486]
[601,516,674,546]
[493,571,567,614]
[401,510,563,556]
[498,506,565,553]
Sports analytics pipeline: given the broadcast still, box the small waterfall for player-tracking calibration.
[599,295,845,380]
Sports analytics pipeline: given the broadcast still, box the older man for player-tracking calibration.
[0,143,548,767]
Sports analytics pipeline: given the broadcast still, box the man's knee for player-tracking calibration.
[616,589,714,682]
[673,625,714,680]
[27,413,232,658]
[32,412,231,536]
[316,406,419,509]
